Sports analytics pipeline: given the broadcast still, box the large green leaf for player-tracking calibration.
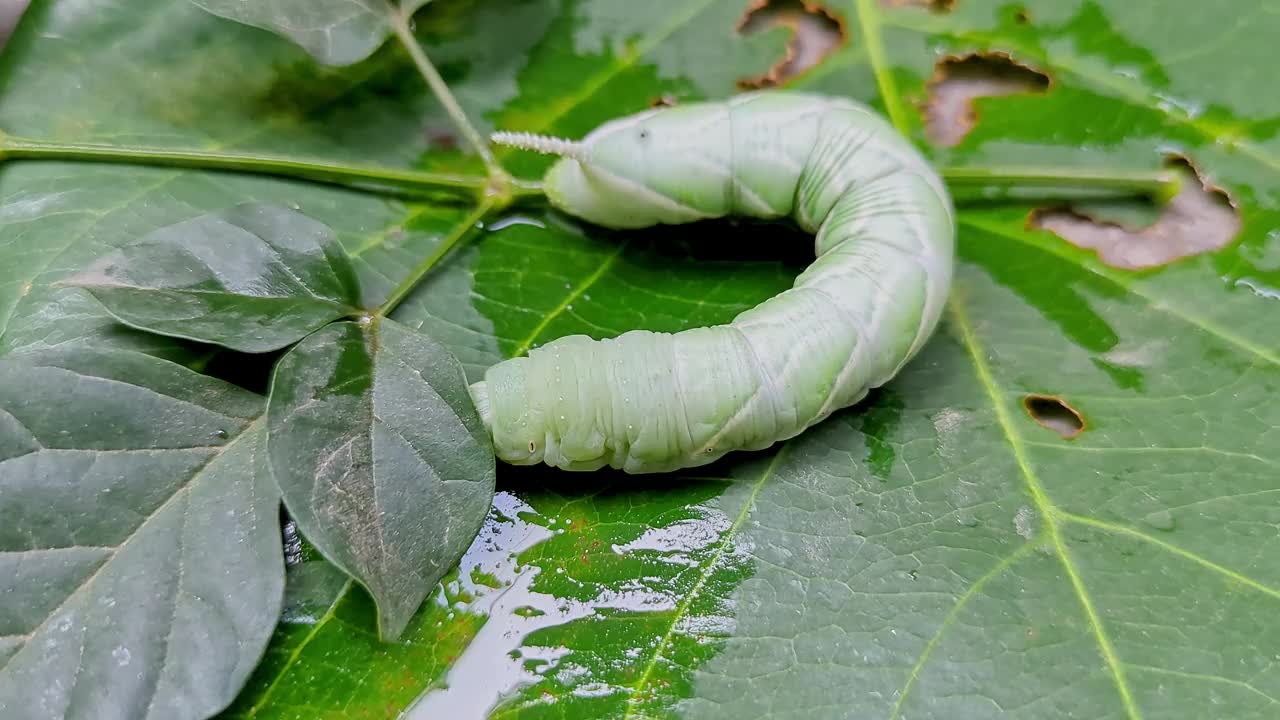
[267,317,495,641]
[0,349,282,720]
[3,0,1278,719]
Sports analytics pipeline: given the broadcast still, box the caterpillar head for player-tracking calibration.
[492,105,725,229]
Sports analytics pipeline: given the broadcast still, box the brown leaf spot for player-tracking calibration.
[649,94,680,108]
[1023,394,1085,439]
[924,52,1050,146]
[737,0,846,88]
[881,0,955,12]
[1031,157,1241,270]
[427,128,458,151]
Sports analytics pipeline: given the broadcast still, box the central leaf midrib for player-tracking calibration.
[620,445,789,719]
[949,296,1143,720]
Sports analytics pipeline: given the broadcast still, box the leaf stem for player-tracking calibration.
[0,136,1174,204]
[853,0,908,133]
[387,6,507,184]
[0,135,491,195]
[941,165,1180,202]
[376,198,496,317]
[0,135,544,200]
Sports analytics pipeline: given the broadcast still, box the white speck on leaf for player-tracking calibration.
[1014,506,1036,540]
[112,645,131,666]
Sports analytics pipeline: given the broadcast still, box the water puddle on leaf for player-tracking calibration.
[403,483,738,719]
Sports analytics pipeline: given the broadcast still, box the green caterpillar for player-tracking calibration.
[470,90,955,474]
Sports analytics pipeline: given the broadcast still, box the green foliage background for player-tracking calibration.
[1,0,1278,718]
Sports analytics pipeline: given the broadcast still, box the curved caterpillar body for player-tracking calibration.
[470,91,955,474]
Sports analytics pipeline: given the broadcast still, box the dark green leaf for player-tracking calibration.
[63,203,362,354]
[0,348,282,720]
[0,0,511,716]
[190,0,431,66]
[266,317,494,641]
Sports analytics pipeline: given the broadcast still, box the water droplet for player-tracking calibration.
[566,304,573,311]
[112,645,131,666]
[1142,509,1176,531]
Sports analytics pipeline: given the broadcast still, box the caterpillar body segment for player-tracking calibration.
[472,91,955,473]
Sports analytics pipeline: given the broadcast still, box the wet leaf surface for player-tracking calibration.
[2,0,1278,719]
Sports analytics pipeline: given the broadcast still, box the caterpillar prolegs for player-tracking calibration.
[469,91,955,474]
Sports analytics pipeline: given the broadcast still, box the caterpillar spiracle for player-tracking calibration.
[469,90,955,474]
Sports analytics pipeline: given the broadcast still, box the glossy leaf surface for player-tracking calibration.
[64,203,362,353]
[267,317,495,641]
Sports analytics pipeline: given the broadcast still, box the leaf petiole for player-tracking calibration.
[386,5,510,186]
[375,198,497,317]
[941,165,1180,203]
[0,135,543,200]
[0,136,1173,205]
[0,135,482,196]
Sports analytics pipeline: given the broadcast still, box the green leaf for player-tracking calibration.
[236,1,1280,718]
[6,0,1279,718]
[0,1,494,715]
[0,348,282,720]
[63,204,363,353]
[190,0,432,66]
[266,317,495,641]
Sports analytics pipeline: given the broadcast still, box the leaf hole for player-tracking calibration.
[736,0,846,88]
[1023,394,1084,439]
[924,52,1050,147]
[1030,155,1241,269]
